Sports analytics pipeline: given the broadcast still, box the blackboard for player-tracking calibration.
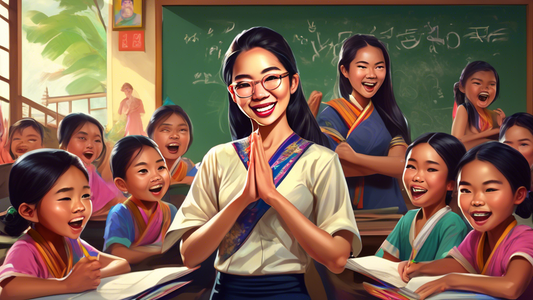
[162,5,527,163]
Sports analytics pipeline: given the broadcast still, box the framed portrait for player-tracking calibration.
[113,0,144,30]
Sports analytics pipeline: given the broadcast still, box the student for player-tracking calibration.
[312,34,411,213]
[7,118,44,161]
[164,26,360,299]
[401,142,533,300]
[376,132,469,262]
[58,113,125,220]
[0,149,130,299]
[499,112,533,168]
[451,61,505,150]
[146,105,197,185]
[103,135,177,265]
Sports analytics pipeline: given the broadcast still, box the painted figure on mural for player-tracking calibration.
[163,26,361,299]
[119,83,146,137]
[309,34,411,213]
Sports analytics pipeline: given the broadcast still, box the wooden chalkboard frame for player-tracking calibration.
[155,0,533,115]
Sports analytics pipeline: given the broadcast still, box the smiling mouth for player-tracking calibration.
[471,211,492,223]
[68,217,84,229]
[83,153,94,160]
[251,102,276,117]
[16,148,28,154]
[478,92,489,102]
[149,184,163,194]
[167,143,180,154]
[363,82,377,92]
[410,187,428,199]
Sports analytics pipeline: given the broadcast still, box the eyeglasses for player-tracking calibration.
[229,72,290,98]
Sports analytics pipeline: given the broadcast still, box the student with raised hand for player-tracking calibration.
[0,149,129,300]
[103,135,177,265]
[164,26,360,299]
[377,132,468,263]
[400,142,533,300]
[58,113,126,220]
[312,34,411,213]
[451,61,505,150]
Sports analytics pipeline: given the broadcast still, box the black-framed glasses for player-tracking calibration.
[229,72,290,98]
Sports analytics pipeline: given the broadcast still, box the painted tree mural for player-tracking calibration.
[23,0,107,95]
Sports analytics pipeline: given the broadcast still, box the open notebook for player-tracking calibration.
[346,256,499,299]
[36,266,196,300]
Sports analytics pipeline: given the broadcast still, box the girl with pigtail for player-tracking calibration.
[451,61,505,150]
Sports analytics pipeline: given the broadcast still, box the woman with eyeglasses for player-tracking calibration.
[164,26,361,299]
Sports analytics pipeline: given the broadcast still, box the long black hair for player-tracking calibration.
[146,104,193,149]
[453,61,500,129]
[337,34,411,144]
[111,135,163,180]
[221,26,328,146]
[5,149,88,237]
[499,112,533,140]
[456,142,532,219]
[406,132,467,205]
[58,112,107,167]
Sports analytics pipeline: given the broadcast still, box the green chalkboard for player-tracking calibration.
[162,5,527,163]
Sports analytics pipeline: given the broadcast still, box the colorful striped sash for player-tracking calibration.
[27,229,75,278]
[218,133,312,263]
[124,198,172,247]
[324,98,376,208]
[170,158,188,182]
[474,108,494,132]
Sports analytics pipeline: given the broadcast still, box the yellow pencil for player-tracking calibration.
[78,238,97,260]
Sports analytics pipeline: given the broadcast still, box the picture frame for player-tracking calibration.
[113,0,144,31]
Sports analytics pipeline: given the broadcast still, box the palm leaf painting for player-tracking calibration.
[23,0,107,95]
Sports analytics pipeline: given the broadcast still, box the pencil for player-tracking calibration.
[78,238,96,260]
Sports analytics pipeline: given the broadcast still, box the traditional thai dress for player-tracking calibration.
[317,96,407,212]
[449,220,533,300]
[376,207,469,261]
[86,164,124,218]
[118,97,146,136]
[164,133,360,298]
[103,198,177,252]
[0,229,98,283]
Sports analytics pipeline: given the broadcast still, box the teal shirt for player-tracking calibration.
[376,208,469,261]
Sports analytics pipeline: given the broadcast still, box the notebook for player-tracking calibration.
[347,256,499,299]
[36,266,196,300]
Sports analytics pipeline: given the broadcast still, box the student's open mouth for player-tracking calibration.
[478,92,489,102]
[149,184,163,195]
[471,211,492,224]
[166,143,180,155]
[68,217,84,229]
[410,186,427,199]
[16,148,28,154]
[363,82,377,93]
[251,102,276,118]
[83,152,94,160]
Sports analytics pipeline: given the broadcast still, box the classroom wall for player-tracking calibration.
[107,1,156,132]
